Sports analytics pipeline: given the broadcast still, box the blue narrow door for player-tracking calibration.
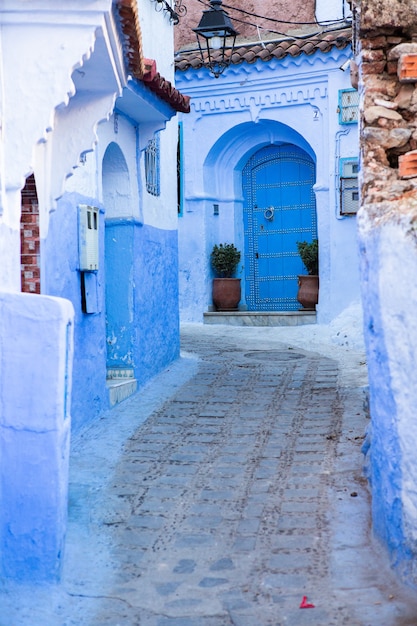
[243,144,317,310]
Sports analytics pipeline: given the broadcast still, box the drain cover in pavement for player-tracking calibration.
[244,350,305,361]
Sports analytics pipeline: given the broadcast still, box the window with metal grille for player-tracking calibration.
[338,89,359,124]
[339,157,359,215]
[145,132,160,196]
[177,122,183,215]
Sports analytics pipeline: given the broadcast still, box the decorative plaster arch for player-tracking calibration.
[102,142,131,219]
[203,119,316,200]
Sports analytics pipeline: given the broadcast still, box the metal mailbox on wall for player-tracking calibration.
[78,205,99,271]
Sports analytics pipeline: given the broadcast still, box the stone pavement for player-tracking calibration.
[2,324,417,625]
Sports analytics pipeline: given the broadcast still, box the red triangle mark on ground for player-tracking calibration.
[300,595,315,609]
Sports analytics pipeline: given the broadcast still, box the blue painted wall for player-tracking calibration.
[105,218,180,388]
[44,192,180,431]
[0,291,74,581]
[135,224,180,386]
[359,227,413,576]
[44,193,109,431]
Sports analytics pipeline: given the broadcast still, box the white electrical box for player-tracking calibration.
[341,159,359,178]
[78,205,99,271]
[339,158,359,215]
[340,179,359,215]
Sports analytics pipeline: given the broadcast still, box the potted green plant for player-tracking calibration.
[296,239,319,310]
[210,243,241,311]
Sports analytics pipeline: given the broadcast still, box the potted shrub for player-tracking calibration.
[210,243,241,311]
[296,239,319,310]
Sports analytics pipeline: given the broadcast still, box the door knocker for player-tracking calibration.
[264,206,274,221]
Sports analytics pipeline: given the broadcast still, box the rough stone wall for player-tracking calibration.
[357,10,417,204]
[355,0,417,581]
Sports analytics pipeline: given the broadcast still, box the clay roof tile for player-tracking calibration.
[258,48,272,61]
[114,0,190,113]
[175,28,351,75]
[300,41,316,55]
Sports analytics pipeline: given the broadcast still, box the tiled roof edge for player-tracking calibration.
[114,0,190,113]
[175,28,352,73]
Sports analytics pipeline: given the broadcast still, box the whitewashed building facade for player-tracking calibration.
[0,0,188,581]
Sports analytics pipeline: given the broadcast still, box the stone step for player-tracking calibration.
[106,368,137,406]
[203,311,316,327]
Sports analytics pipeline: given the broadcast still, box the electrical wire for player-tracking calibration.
[176,0,351,57]
[194,0,351,27]
[176,24,351,56]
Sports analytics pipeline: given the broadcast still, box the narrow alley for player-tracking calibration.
[2,323,417,626]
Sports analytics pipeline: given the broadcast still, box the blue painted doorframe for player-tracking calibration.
[242,144,317,311]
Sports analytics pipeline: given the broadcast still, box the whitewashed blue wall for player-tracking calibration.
[0,0,180,581]
[358,208,417,575]
[176,44,360,323]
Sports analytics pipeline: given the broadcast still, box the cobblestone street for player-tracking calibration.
[2,324,417,625]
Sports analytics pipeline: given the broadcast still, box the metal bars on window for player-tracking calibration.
[145,132,160,196]
[338,89,359,124]
[177,122,183,215]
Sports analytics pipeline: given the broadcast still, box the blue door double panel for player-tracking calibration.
[243,144,317,311]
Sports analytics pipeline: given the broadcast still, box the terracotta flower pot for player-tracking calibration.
[297,275,319,310]
[212,278,241,311]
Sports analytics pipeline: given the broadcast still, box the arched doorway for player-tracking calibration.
[102,142,133,374]
[242,144,317,311]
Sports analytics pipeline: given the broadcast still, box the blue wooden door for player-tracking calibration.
[243,144,317,310]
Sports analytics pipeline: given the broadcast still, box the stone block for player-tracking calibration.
[364,105,403,124]
[395,84,415,109]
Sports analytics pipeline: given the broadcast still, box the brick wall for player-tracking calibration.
[20,174,40,294]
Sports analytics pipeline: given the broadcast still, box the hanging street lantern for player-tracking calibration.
[193,0,239,78]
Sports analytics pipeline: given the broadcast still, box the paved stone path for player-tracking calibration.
[3,325,417,625]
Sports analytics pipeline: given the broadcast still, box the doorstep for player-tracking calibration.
[203,310,316,327]
[106,368,137,406]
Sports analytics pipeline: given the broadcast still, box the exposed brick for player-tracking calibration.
[362,61,386,75]
[20,173,40,294]
[21,254,37,266]
[20,213,37,224]
[362,49,386,63]
[399,150,417,178]
[387,61,398,75]
[398,54,417,83]
[21,243,32,255]
[387,36,405,45]
[362,36,387,50]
